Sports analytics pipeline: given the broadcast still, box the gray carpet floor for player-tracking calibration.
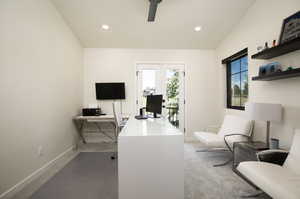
[30,152,118,199]
[184,142,270,199]
[28,142,270,199]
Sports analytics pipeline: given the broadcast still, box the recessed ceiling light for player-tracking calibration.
[194,26,202,32]
[101,24,110,30]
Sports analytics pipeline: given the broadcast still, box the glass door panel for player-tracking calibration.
[136,64,185,133]
[165,69,180,128]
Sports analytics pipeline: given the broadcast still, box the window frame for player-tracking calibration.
[223,48,248,111]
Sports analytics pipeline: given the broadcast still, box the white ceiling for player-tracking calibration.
[51,0,255,49]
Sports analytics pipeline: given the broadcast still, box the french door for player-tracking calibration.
[136,63,185,133]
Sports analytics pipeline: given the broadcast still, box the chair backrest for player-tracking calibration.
[218,115,253,137]
[283,129,300,175]
[112,102,122,127]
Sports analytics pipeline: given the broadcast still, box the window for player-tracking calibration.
[224,49,248,110]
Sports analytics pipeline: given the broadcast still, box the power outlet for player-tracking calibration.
[38,146,43,157]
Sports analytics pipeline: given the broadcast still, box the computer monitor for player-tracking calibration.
[95,82,125,100]
[146,95,163,118]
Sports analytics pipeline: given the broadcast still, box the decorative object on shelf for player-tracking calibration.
[257,46,263,52]
[272,39,277,47]
[259,65,268,76]
[268,62,282,74]
[258,62,282,76]
[264,42,269,50]
[245,102,283,148]
[279,11,300,44]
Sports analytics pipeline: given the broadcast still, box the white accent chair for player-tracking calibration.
[194,115,254,166]
[237,130,300,199]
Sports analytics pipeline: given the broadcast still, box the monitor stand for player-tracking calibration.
[135,115,148,120]
[153,112,160,118]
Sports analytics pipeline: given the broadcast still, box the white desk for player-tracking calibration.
[73,115,129,143]
[118,117,184,199]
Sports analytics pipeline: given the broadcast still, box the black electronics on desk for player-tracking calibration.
[135,95,163,120]
[146,94,163,118]
[135,108,148,120]
[95,82,125,100]
[82,108,101,116]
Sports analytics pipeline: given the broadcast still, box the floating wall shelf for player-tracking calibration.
[252,68,300,81]
[251,37,300,60]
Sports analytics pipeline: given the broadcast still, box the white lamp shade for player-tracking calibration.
[245,102,282,122]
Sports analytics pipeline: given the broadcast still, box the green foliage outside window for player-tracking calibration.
[166,71,179,106]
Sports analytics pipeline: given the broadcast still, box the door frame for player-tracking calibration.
[135,62,187,134]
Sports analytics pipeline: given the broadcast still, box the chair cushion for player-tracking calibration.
[238,161,300,199]
[218,115,253,137]
[283,130,300,175]
[194,132,225,148]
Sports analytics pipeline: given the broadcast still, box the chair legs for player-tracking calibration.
[110,153,117,160]
[213,156,233,167]
[111,124,123,160]
[240,190,264,198]
[196,148,229,152]
[196,148,233,167]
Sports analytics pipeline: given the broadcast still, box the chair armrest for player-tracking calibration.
[224,134,251,139]
[257,150,289,166]
[224,134,252,152]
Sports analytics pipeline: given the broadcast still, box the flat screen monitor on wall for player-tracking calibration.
[95,82,125,100]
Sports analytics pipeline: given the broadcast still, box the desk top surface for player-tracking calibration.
[74,114,130,120]
[119,117,182,137]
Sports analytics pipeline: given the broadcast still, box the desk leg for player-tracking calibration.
[76,120,87,144]
[110,122,118,142]
[94,122,114,141]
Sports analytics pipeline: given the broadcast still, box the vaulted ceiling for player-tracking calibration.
[51,0,255,49]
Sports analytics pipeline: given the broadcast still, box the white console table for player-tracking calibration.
[118,117,184,199]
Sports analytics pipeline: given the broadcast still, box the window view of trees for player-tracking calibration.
[228,55,248,109]
[166,70,179,127]
[167,71,179,105]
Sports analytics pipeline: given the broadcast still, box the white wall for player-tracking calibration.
[0,0,83,195]
[84,48,222,136]
[216,0,300,148]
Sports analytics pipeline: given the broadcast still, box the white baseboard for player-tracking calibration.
[0,146,78,199]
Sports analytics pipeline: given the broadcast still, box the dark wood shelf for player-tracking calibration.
[252,68,300,81]
[251,37,300,60]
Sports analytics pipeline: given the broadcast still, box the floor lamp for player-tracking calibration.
[245,102,282,147]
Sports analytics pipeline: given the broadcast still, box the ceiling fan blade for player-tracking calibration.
[148,0,162,22]
[148,2,158,22]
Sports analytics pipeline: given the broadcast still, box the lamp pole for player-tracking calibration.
[266,121,271,148]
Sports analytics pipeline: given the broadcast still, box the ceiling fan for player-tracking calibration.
[148,0,162,22]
